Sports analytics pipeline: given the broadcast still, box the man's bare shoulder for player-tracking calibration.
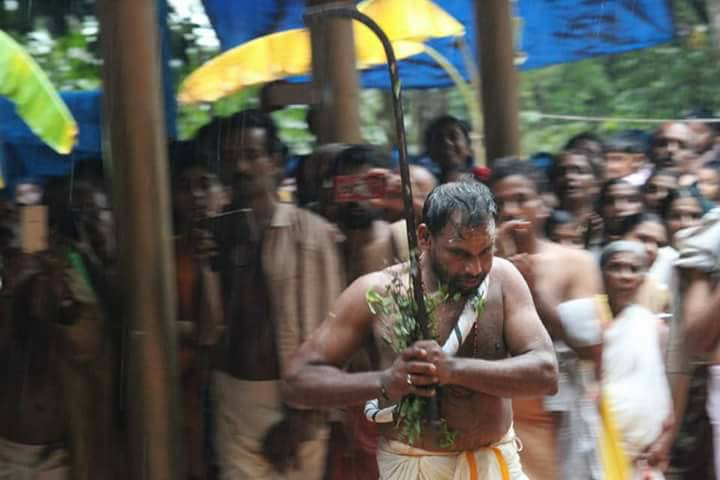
[349,263,405,296]
[537,241,601,298]
[489,256,525,289]
[540,241,598,271]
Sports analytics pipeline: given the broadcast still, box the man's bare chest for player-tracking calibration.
[431,286,507,360]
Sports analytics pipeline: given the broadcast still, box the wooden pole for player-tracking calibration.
[307,0,363,144]
[97,1,180,479]
[475,0,520,163]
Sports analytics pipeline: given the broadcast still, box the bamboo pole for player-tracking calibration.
[475,0,520,163]
[97,1,180,478]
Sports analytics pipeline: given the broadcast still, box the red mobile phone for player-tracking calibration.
[334,173,387,202]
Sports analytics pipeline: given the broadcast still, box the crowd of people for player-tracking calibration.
[1,107,720,480]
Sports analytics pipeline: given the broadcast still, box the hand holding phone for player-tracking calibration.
[334,172,387,203]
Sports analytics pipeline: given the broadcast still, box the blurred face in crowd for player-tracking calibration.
[666,196,703,240]
[297,143,346,208]
[410,165,438,206]
[697,166,720,202]
[74,184,115,264]
[429,122,472,174]
[604,151,637,180]
[333,163,383,231]
[550,222,583,248]
[419,215,495,297]
[623,220,667,267]
[305,146,346,207]
[644,173,677,212]
[688,121,715,154]
[212,127,280,205]
[603,251,646,314]
[602,182,643,227]
[652,122,693,170]
[174,166,224,225]
[554,152,596,205]
[492,174,543,230]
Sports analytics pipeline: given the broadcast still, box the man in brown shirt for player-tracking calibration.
[195,110,343,480]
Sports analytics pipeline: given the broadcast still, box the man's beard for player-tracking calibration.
[337,203,381,231]
[429,250,485,297]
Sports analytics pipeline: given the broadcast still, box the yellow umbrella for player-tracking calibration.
[357,0,464,42]
[179,29,311,104]
[179,27,424,104]
[179,0,463,105]
[353,0,464,67]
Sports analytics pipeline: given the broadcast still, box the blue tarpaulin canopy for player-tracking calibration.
[0,0,674,191]
[202,0,675,88]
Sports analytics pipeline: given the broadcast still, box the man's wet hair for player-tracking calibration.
[194,109,281,158]
[604,130,651,155]
[423,115,471,154]
[422,181,497,235]
[488,156,549,194]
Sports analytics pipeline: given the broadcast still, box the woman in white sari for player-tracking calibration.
[600,241,674,479]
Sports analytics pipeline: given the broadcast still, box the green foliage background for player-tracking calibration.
[1,0,718,156]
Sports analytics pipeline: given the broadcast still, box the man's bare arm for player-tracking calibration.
[537,249,601,341]
[439,258,558,398]
[284,272,437,410]
[524,249,603,369]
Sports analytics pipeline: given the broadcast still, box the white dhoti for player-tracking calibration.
[603,305,672,480]
[212,372,329,480]
[0,437,69,480]
[376,427,527,480]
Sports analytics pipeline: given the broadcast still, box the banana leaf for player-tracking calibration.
[0,30,78,155]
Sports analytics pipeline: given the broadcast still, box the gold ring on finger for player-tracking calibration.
[406,373,413,386]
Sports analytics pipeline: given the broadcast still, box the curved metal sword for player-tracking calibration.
[304,4,439,425]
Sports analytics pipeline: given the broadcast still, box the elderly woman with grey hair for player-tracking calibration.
[599,240,674,479]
